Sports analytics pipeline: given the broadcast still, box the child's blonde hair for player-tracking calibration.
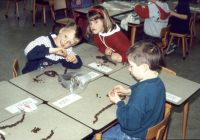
[86,5,116,36]
[62,22,83,45]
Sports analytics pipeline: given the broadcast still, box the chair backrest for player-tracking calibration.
[13,59,19,78]
[146,111,171,139]
[160,24,171,47]
[189,17,195,36]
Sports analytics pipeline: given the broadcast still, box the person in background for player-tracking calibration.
[86,5,131,63]
[134,0,170,43]
[71,0,92,37]
[166,0,191,53]
[22,22,83,74]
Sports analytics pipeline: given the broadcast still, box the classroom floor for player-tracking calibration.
[0,0,200,139]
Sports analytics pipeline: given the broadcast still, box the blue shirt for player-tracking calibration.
[116,77,166,139]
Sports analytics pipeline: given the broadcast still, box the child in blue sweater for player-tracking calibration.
[22,22,83,74]
[104,40,166,139]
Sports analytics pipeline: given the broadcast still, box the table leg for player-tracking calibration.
[131,27,136,45]
[182,100,189,139]
[95,132,102,140]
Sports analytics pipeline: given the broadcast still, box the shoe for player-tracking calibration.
[164,46,174,55]
[173,45,177,49]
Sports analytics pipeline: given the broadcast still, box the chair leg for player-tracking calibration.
[165,36,174,55]
[95,132,102,140]
[52,24,56,32]
[16,2,19,20]
[161,49,165,67]
[22,0,28,16]
[182,37,185,60]
[182,101,189,139]
[43,7,46,26]
[31,0,33,13]
[190,36,193,48]
[185,38,188,55]
[178,37,180,46]
[5,0,11,18]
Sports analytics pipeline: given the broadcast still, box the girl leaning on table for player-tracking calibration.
[86,6,132,63]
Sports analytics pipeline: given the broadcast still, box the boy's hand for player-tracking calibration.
[49,48,67,57]
[114,85,131,96]
[108,90,121,104]
[105,48,113,55]
[66,53,78,63]
[170,10,175,16]
[76,0,81,5]
[111,53,122,62]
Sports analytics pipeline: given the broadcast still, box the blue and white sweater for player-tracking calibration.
[22,33,82,74]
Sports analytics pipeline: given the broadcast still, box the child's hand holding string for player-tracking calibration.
[66,53,78,63]
[111,53,122,62]
[114,85,131,96]
[105,48,113,55]
[49,48,67,57]
[108,90,121,104]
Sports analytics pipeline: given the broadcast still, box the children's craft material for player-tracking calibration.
[31,127,41,133]
[0,114,25,129]
[96,55,117,66]
[33,70,58,83]
[0,133,5,140]
[93,94,126,124]
[41,130,54,140]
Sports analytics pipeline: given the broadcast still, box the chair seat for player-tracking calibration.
[169,32,188,37]
[56,18,74,24]
[36,1,50,6]
[155,41,165,48]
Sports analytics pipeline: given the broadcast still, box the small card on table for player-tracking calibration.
[88,62,113,73]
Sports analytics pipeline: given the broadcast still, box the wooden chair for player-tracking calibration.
[33,0,54,26]
[95,103,172,140]
[165,17,195,60]
[155,25,171,67]
[146,111,171,139]
[160,66,176,76]
[5,0,28,20]
[13,59,19,78]
[52,0,74,32]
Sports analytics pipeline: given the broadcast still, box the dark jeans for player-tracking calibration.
[135,30,162,43]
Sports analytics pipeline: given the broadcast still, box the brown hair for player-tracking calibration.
[86,5,116,36]
[62,22,82,45]
[126,40,161,71]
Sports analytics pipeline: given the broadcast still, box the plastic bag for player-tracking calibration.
[58,71,91,94]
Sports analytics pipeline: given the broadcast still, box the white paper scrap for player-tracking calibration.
[88,62,113,73]
[5,98,38,114]
[88,71,100,79]
[0,130,6,135]
[53,94,82,108]
[166,92,182,103]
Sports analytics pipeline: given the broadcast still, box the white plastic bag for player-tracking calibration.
[58,72,91,94]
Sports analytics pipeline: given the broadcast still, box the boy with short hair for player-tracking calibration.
[22,22,83,74]
[103,40,166,139]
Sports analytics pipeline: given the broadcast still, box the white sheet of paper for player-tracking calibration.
[88,62,113,73]
[5,98,38,114]
[166,92,182,103]
[88,71,100,79]
[53,94,82,108]
[0,130,6,135]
